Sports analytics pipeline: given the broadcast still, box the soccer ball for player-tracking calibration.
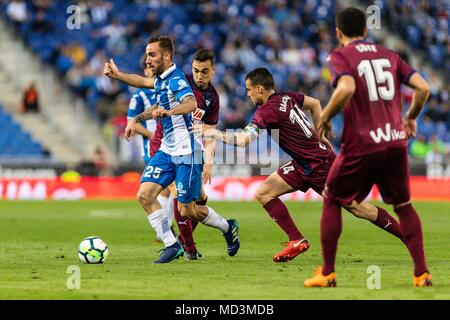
[78,236,109,264]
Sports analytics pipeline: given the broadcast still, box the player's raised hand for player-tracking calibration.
[124,118,137,141]
[403,118,417,138]
[103,58,119,79]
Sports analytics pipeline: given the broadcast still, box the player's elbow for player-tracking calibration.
[342,84,356,97]
[338,76,356,98]
[417,81,431,98]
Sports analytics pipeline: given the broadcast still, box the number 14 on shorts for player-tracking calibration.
[143,166,162,179]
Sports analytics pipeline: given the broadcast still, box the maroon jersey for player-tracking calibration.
[186,74,220,125]
[149,75,220,156]
[251,92,334,174]
[149,119,163,157]
[327,40,416,156]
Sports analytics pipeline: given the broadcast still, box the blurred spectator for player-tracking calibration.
[31,0,52,13]
[138,11,160,34]
[424,97,443,123]
[425,135,447,179]
[22,82,40,113]
[30,10,53,33]
[91,146,111,176]
[410,134,430,159]
[96,18,127,54]
[66,42,88,65]
[89,0,112,24]
[7,0,28,32]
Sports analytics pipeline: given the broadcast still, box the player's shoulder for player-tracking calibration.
[169,69,191,90]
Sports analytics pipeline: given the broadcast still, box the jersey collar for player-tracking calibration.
[159,64,177,80]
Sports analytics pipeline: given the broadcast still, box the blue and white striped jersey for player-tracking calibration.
[127,88,157,160]
[154,64,202,156]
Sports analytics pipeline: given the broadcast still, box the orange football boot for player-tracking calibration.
[304,266,336,287]
[273,238,310,262]
[414,272,432,287]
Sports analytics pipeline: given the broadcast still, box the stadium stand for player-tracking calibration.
[0,0,448,162]
[0,104,48,158]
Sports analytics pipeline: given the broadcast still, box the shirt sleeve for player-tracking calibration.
[203,90,220,125]
[289,92,305,108]
[395,53,416,85]
[127,94,144,119]
[251,105,278,129]
[327,51,353,88]
[170,75,194,103]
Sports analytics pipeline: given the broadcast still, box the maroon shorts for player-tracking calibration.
[277,155,336,195]
[325,147,411,206]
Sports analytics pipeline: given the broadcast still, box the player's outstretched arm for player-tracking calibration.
[155,95,197,118]
[403,73,431,138]
[104,59,155,89]
[319,75,355,139]
[217,123,260,147]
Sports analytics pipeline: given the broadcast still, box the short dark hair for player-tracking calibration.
[336,7,367,37]
[245,68,275,90]
[193,48,215,65]
[148,35,174,58]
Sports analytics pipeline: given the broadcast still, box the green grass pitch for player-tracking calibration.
[0,200,448,299]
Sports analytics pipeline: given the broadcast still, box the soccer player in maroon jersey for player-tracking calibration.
[304,7,432,287]
[105,48,238,260]
[207,67,405,263]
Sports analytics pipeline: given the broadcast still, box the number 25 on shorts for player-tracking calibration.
[143,166,162,179]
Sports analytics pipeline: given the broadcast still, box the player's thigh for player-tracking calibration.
[175,162,202,204]
[376,147,411,205]
[256,170,296,202]
[275,161,311,193]
[325,153,378,206]
[141,151,176,189]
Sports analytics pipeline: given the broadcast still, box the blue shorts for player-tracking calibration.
[141,150,203,203]
[143,155,151,165]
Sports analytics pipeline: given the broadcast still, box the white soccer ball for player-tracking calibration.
[78,236,109,264]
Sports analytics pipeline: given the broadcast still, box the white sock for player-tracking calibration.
[147,209,176,247]
[201,206,229,233]
[157,194,168,209]
[157,194,173,226]
[165,194,174,226]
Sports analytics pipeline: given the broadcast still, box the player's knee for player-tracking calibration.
[137,190,156,207]
[179,202,195,218]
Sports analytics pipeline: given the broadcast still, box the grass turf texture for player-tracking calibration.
[0,200,448,300]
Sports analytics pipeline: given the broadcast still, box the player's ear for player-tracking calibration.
[335,27,342,41]
[363,26,368,39]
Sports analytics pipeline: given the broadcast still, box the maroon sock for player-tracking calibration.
[173,198,196,252]
[321,198,342,275]
[263,198,302,241]
[193,197,207,232]
[372,207,405,243]
[394,204,429,276]
[191,219,199,232]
